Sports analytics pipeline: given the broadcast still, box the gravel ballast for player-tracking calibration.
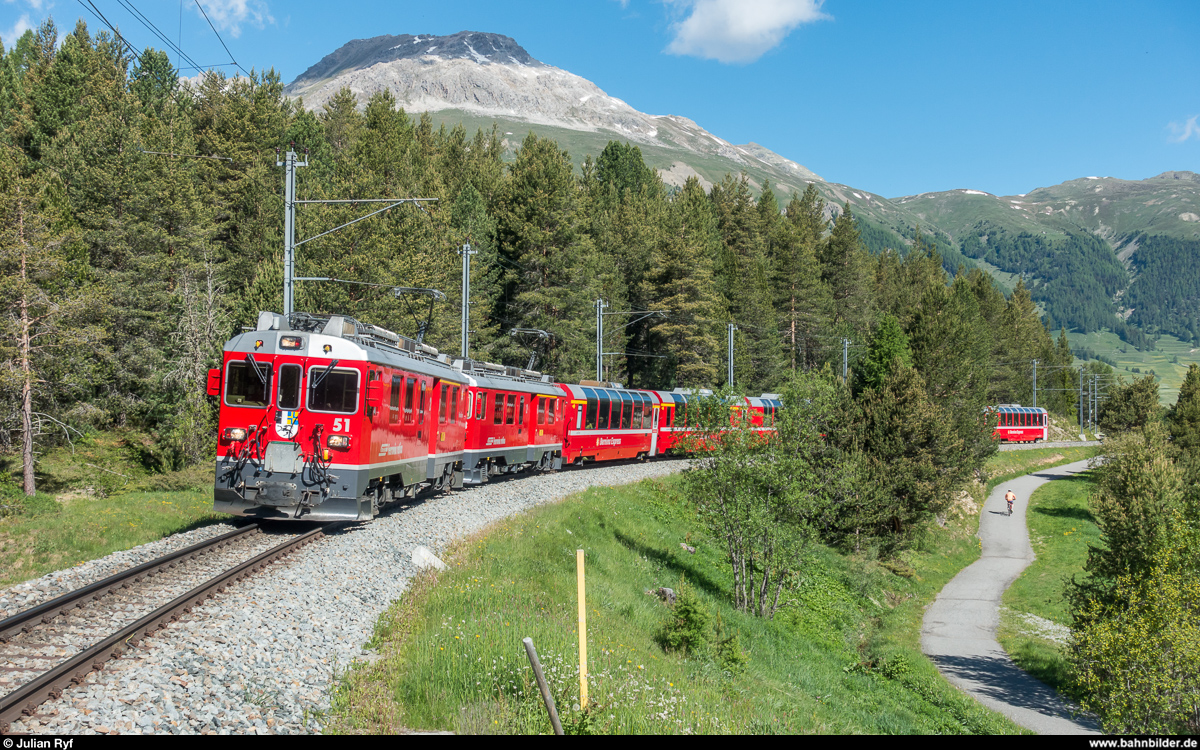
[4,460,688,735]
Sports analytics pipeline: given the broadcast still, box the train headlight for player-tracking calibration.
[280,336,304,349]
[327,435,351,449]
[224,427,248,442]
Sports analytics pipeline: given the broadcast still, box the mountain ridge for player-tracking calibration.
[283,30,1200,349]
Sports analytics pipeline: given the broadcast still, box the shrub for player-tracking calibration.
[658,579,711,656]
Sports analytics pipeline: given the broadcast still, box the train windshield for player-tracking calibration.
[308,368,359,414]
[225,359,273,408]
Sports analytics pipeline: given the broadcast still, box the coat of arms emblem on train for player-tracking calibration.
[275,409,299,439]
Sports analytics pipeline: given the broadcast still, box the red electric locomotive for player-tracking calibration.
[209,311,471,522]
[992,404,1048,443]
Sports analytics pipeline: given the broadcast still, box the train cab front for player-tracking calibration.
[210,313,375,522]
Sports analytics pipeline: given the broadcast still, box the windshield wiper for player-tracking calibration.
[310,359,340,392]
[244,354,268,386]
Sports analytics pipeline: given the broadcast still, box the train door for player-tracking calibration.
[650,402,660,456]
[435,379,450,456]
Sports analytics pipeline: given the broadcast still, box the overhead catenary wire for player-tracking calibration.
[191,0,252,78]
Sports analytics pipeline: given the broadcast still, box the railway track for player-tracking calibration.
[0,524,324,734]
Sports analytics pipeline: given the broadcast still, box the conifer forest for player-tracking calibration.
[0,20,1080,491]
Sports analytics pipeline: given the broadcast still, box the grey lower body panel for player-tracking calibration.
[460,444,562,485]
[214,487,373,522]
[213,450,425,523]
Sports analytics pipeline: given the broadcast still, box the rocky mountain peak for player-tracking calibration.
[285,31,824,191]
[292,31,541,86]
[1153,170,1200,183]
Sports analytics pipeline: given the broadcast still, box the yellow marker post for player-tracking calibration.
[576,548,588,709]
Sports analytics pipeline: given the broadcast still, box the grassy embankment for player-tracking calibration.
[0,432,226,586]
[329,446,1097,734]
[997,468,1100,697]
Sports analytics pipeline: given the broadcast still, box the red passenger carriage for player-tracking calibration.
[458,361,565,484]
[559,381,660,463]
[992,404,1048,443]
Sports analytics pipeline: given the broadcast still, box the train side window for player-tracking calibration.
[538,398,546,424]
[518,396,525,431]
[477,392,486,421]
[582,388,598,429]
[390,376,402,424]
[451,387,459,423]
[404,378,415,423]
[600,392,612,429]
[619,393,630,430]
[418,381,426,425]
[277,364,302,410]
[438,387,447,424]
[548,398,556,424]
[494,393,505,425]
[506,394,516,425]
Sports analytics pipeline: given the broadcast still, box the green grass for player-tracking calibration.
[328,465,1062,735]
[0,487,225,586]
[0,431,229,586]
[997,470,1100,696]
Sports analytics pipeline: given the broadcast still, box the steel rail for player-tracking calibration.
[0,527,324,733]
[0,525,260,643]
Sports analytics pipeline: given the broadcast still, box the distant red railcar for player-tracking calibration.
[992,404,1048,443]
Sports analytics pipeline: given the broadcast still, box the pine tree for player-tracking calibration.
[710,174,781,391]
[648,176,722,387]
[495,133,603,380]
[848,361,966,550]
[779,185,832,371]
[1168,363,1200,454]
[0,160,105,493]
[857,314,912,392]
[820,204,874,339]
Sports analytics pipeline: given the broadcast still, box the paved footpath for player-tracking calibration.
[921,459,1103,734]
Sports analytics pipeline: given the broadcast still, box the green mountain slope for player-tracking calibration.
[894,172,1200,248]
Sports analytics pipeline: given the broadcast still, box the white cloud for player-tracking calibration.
[665,0,830,63]
[1168,115,1200,144]
[192,0,274,39]
[1,13,33,48]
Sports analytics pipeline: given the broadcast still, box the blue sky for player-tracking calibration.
[2,0,1196,198]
